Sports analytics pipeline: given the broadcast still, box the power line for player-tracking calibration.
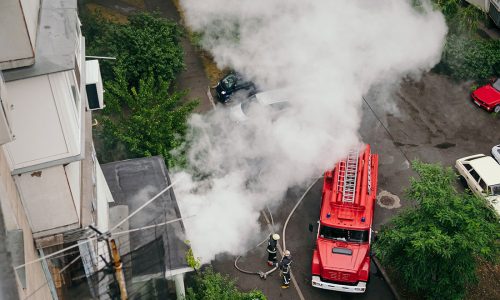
[109,178,181,233]
[15,179,183,271]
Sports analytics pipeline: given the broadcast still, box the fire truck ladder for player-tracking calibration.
[338,149,359,203]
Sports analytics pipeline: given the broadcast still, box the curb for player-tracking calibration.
[373,256,402,300]
[206,86,216,109]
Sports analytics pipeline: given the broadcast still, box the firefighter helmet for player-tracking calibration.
[272,234,280,241]
[284,250,291,256]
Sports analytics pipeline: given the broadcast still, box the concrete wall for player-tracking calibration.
[20,0,41,50]
[0,147,51,299]
[0,0,36,70]
[4,71,83,173]
[466,0,490,11]
[14,164,80,235]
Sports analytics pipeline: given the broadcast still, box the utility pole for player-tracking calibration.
[89,226,128,300]
[110,239,128,300]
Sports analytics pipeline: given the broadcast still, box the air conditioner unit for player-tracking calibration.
[0,72,14,145]
[85,60,104,110]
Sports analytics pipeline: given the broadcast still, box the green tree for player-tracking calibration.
[441,34,500,80]
[431,0,484,33]
[96,68,198,165]
[82,11,185,85]
[186,267,266,300]
[426,0,500,80]
[374,161,499,300]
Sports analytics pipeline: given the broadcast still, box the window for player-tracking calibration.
[490,184,500,196]
[332,248,353,255]
[469,169,481,182]
[319,225,369,243]
[478,179,487,192]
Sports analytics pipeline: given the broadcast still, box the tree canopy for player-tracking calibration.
[81,9,198,166]
[82,11,185,85]
[186,267,266,300]
[374,161,499,300]
[426,0,500,81]
[97,68,198,165]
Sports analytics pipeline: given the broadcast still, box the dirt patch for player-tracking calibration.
[171,0,225,85]
[86,3,129,23]
[121,0,145,9]
[466,261,500,300]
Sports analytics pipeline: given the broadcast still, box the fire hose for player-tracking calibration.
[233,206,278,279]
[234,178,321,280]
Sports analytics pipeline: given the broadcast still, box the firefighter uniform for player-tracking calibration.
[266,234,279,266]
[279,252,292,288]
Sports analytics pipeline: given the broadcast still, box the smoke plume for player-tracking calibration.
[173,0,447,262]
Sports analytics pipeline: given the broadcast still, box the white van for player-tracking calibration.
[455,154,500,216]
[229,89,291,122]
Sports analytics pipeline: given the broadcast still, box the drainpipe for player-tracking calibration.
[173,273,186,299]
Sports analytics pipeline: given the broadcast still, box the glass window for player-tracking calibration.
[222,75,237,89]
[478,179,487,192]
[469,169,480,182]
[319,225,369,243]
[490,184,500,196]
[493,78,500,91]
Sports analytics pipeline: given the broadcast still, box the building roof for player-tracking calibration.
[3,0,79,82]
[101,156,190,277]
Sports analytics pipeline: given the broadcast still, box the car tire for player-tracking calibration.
[458,175,468,187]
[494,105,500,114]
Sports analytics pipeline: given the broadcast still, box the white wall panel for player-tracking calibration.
[19,0,40,48]
[64,161,81,220]
[4,72,82,172]
[0,0,34,69]
[15,165,78,233]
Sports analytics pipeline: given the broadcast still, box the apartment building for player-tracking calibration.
[0,0,111,298]
[466,0,500,27]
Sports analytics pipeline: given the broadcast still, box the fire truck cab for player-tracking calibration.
[311,145,378,293]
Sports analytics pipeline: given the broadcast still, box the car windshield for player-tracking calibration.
[493,79,500,91]
[491,184,500,196]
[319,225,369,243]
[221,75,237,90]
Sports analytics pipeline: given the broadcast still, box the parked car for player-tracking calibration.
[215,73,256,104]
[229,89,291,122]
[455,154,500,215]
[471,78,500,113]
[492,144,500,164]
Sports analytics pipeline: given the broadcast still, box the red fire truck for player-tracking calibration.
[311,144,378,293]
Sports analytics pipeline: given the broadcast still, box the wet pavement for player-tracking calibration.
[213,73,498,300]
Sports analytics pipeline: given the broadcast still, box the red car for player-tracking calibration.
[471,78,500,113]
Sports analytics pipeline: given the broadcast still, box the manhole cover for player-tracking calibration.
[379,196,394,206]
[377,190,402,209]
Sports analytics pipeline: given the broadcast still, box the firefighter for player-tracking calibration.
[279,250,292,289]
[267,234,280,266]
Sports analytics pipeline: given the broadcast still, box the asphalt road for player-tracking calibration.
[213,72,498,300]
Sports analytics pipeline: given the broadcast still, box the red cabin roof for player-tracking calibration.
[320,145,379,230]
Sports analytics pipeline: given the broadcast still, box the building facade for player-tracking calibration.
[0,0,111,298]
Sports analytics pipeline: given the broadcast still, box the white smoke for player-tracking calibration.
[173,0,447,263]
